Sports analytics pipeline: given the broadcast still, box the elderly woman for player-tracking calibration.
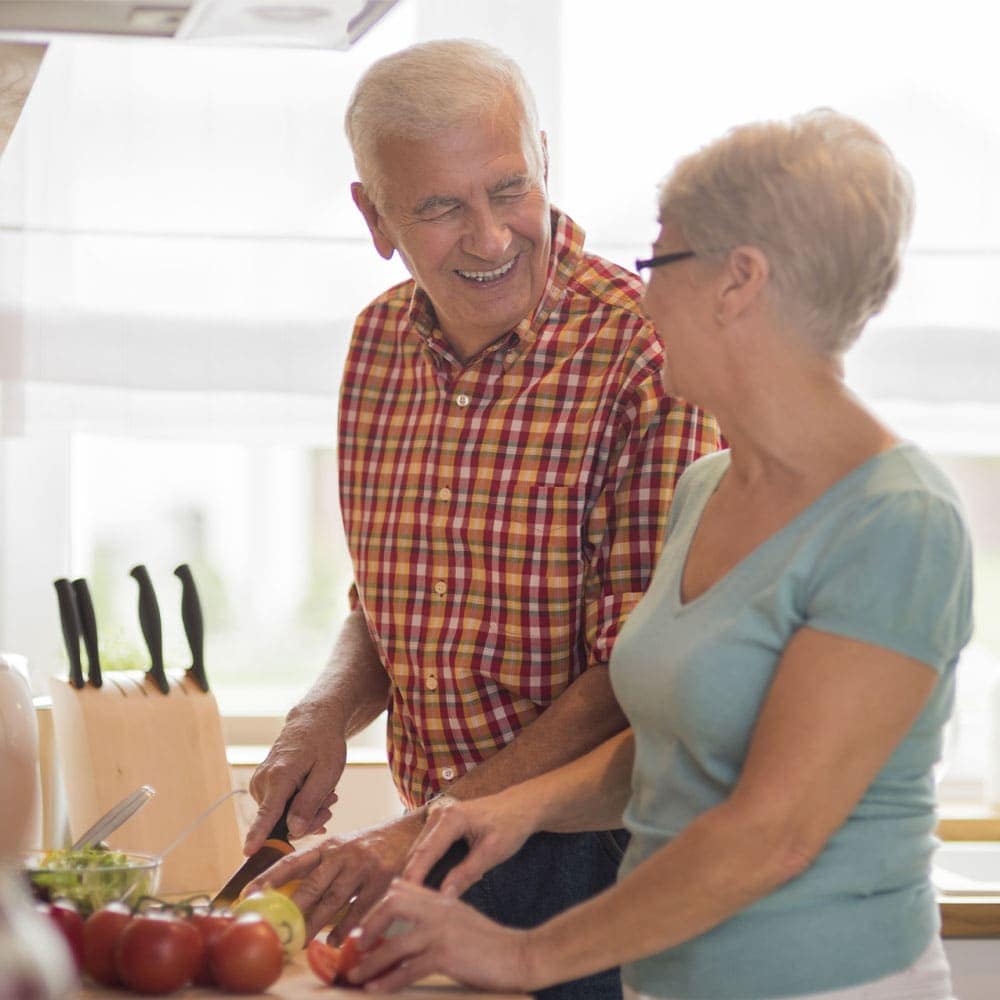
[342,110,973,1000]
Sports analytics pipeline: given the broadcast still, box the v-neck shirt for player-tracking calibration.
[610,444,973,999]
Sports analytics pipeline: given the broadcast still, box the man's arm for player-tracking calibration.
[250,667,627,940]
[438,662,627,801]
[244,606,389,853]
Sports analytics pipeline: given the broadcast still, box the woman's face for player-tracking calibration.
[641,222,715,400]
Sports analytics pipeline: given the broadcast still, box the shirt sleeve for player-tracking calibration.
[804,489,974,672]
[583,328,722,667]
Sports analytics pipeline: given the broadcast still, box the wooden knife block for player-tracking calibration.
[49,670,243,897]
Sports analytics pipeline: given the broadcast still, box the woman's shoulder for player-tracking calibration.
[848,443,967,526]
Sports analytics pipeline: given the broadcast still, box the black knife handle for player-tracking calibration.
[423,837,471,890]
[71,578,103,688]
[174,564,208,692]
[129,565,169,694]
[54,578,85,689]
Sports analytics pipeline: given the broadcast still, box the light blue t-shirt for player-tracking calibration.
[610,444,973,999]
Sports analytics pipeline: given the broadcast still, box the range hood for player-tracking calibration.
[0,0,401,48]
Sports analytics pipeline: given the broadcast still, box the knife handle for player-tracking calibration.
[174,564,209,692]
[71,578,103,688]
[54,578,85,690]
[129,565,169,695]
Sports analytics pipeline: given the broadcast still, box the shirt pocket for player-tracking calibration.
[464,480,585,694]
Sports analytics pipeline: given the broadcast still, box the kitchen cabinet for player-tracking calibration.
[941,897,1000,1000]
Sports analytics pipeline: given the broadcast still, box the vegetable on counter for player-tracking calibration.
[25,846,157,917]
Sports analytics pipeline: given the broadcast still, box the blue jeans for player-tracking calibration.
[458,830,628,1000]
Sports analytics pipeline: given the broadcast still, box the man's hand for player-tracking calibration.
[403,794,536,899]
[247,813,424,941]
[347,879,537,994]
[244,706,348,854]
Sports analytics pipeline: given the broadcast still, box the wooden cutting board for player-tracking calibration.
[49,668,242,898]
[77,955,533,998]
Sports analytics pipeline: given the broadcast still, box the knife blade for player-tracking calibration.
[53,578,85,689]
[174,563,209,692]
[211,798,293,907]
[71,577,103,688]
[129,564,170,695]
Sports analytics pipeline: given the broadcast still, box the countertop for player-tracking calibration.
[940,896,1000,938]
[77,952,530,999]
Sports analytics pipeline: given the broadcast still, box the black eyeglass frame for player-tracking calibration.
[635,250,696,272]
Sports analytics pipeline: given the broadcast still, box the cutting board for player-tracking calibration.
[78,955,533,998]
[48,668,243,898]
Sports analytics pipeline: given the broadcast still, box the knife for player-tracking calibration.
[72,785,155,850]
[53,578,85,689]
[129,565,170,695]
[71,578,103,688]
[211,798,294,907]
[174,563,209,692]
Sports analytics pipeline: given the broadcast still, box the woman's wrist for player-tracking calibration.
[514,926,552,993]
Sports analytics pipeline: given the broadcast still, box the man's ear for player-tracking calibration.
[351,182,396,261]
[716,245,770,324]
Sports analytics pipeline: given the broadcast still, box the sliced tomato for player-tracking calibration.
[307,938,342,985]
[338,934,362,977]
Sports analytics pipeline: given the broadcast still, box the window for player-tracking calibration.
[1,1,997,800]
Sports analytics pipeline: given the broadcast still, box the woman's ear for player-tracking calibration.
[351,182,397,261]
[716,245,770,324]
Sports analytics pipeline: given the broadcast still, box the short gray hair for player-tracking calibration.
[345,39,544,211]
[658,109,915,354]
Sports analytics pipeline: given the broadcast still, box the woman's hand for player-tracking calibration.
[347,879,537,994]
[403,793,538,898]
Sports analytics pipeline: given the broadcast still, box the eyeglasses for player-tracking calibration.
[635,250,696,272]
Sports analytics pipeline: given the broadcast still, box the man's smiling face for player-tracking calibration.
[352,93,551,360]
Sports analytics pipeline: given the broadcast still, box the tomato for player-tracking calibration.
[307,932,374,985]
[338,933,362,978]
[186,908,235,986]
[307,938,342,984]
[37,899,85,970]
[115,911,203,995]
[233,888,306,958]
[210,913,283,993]
[83,903,133,987]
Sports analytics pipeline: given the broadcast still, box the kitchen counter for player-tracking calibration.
[77,952,531,999]
[940,896,1000,937]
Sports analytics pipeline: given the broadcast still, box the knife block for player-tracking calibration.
[48,669,243,897]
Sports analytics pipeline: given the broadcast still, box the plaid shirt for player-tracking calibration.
[339,209,721,808]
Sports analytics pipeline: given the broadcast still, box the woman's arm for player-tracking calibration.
[403,728,636,896]
[353,627,939,994]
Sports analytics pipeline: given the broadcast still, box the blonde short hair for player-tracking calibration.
[658,109,914,354]
[345,39,544,211]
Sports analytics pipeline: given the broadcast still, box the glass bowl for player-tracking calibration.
[22,848,160,917]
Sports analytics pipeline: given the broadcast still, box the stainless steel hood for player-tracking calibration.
[0,0,401,47]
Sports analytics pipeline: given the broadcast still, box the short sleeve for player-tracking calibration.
[805,490,974,672]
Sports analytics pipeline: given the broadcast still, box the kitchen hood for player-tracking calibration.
[0,0,401,48]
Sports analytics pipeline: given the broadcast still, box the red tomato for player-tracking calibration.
[338,934,362,977]
[83,903,133,987]
[37,899,85,970]
[307,933,376,985]
[186,909,235,986]
[209,913,283,994]
[115,911,203,995]
[306,938,342,984]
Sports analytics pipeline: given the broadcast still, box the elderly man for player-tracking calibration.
[245,39,720,1000]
